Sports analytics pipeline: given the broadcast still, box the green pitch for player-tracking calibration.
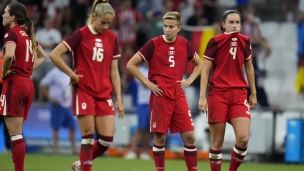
[0,154,303,171]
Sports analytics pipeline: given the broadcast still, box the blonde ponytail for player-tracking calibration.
[86,0,115,25]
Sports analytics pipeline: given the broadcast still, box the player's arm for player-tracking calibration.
[111,59,124,119]
[244,58,257,108]
[126,53,163,96]
[198,59,212,113]
[187,54,203,84]
[2,43,15,78]
[33,46,47,70]
[50,43,79,85]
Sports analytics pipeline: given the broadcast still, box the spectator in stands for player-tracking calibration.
[127,11,203,171]
[124,62,152,160]
[49,1,124,171]
[186,1,208,27]
[1,2,47,170]
[39,54,77,155]
[200,0,219,25]
[198,10,257,171]
[115,0,143,47]
[32,15,62,102]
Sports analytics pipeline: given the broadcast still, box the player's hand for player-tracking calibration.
[69,73,83,86]
[248,94,257,108]
[177,79,191,91]
[115,100,125,119]
[146,81,163,96]
[198,97,208,113]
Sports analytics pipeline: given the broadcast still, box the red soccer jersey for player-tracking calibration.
[63,25,121,99]
[138,35,197,99]
[204,32,252,91]
[3,25,40,77]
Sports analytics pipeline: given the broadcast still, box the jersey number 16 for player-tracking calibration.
[25,39,34,62]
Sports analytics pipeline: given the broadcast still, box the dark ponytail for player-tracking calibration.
[8,2,37,56]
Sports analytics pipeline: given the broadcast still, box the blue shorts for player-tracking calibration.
[137,104,150,131]
[49,103,75,130]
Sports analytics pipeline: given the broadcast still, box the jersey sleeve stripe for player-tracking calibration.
[4,41,16,48]
[245,54,252,60]
[190,52,197,62]
[62,41,72,52]
[113,54,121,58]
[204,55,214,60]
[137,52,147,61]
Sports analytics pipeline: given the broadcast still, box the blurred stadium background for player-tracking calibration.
[0,0,304,170]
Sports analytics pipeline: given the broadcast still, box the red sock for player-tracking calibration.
[209,149,222,171]
[152,143,165,171]
[184,145,197,171]
[229,145,247,171]
[93,135,113,159]
[80,134,94,171]
[11,135,26,171]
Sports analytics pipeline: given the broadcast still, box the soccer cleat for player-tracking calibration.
[124,151,137,159]
[139,152,151,160]
[71,160,82,171]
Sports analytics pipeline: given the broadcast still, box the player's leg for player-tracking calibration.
[4,117,25,171]
[228,89,251,171]
[171,93,197,171]
[92,99,115,159]
[207,93,229,171]
[150,94,173,171]
[72,90,96,171]
[229,117,250,171]
[153,132,167,171]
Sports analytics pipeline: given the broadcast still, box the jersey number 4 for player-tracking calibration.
[92,47,104,62]
[229,47,237,59]
[25,39,34,62]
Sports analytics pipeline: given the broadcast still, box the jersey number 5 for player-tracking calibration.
[230,47,237,59]
[169,56,175,67]
[25,39,34,62]
[92,47,104,62]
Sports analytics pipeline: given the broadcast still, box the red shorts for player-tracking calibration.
[0,74,34,120]
[149,91,194,133]
[72,88,114,116]
[207,88,251,123]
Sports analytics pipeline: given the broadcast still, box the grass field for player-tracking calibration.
[0,153,304,171]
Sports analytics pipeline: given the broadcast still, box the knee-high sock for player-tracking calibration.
[93,135,113,159]
[80,134,94,171]
[229,145,247,171]
[152,143,165,171]
[184,145,197,171]
[209,149,222,171]
[11,135,25,171]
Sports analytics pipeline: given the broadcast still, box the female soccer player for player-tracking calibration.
[49,0,124,171]
[198,10,257,171]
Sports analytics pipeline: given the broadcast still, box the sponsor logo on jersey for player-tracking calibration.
[232,38,237,41]
[168,51,175,55]
[169,47,174,50]
[95,42,103,47]
[82,102,87,110]
[4,33,8,38]
[230,42,237,46]
[95,38,102,42]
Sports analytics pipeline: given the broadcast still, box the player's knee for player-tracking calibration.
[236,135,249,147]
[154,133,167,145]
[98,135,113,147]
[182,135,196,145]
